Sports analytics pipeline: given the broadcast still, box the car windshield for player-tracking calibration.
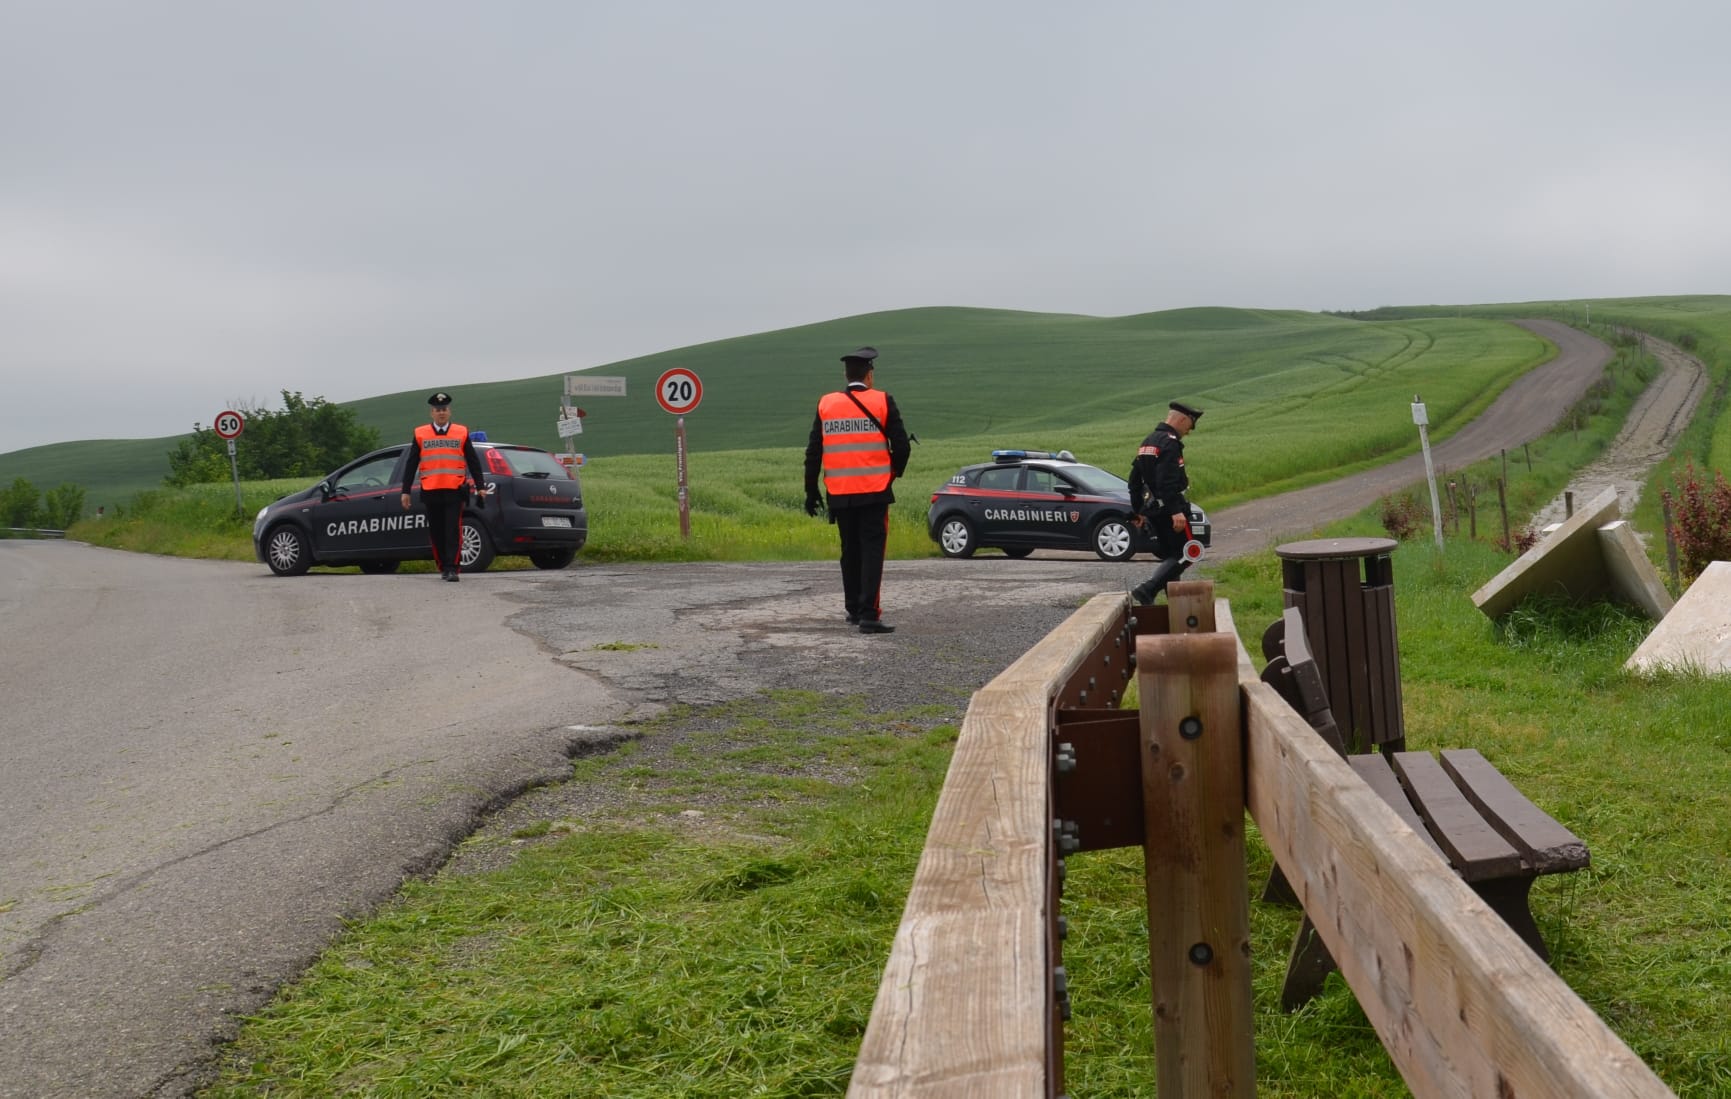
[1063,465,1129,495]
[496,447,574,480]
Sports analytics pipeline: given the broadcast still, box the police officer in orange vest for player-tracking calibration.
[400,391,486,582]
[804,347,912,634]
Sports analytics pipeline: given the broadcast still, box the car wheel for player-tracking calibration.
[1092,517,1136,562]
[937,516,976,558]
[460,520,495,572]
[264,525,313,576]
[1002,546,1034,559]
[528,548,576,570]
[358,560,400,575]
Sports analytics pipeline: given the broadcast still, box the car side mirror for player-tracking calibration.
[1056,483,1078,496]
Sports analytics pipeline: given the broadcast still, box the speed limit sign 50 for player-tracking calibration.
[654,368,703,415]
[213,410,246,439]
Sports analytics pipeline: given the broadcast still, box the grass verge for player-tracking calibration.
[204,531,1731,1096]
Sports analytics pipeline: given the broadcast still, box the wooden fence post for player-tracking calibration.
[1139,616,1254,1096]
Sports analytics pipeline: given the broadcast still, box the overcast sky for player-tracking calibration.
[6,1,1729,453]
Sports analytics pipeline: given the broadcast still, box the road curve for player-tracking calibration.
[0,544,631,1098]
[1209,319,1612,555]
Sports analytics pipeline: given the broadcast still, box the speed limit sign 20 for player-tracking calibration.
[213,410,246,439]
[654,368,702,415]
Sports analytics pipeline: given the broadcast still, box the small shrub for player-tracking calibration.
[1661,462,1731,581]
[1378,492,1426,541]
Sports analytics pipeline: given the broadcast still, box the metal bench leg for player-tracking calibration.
[1262,861,1298,905]
[1279,914,1339,1012]
[1473,877,1549,961]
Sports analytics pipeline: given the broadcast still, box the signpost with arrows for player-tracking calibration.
[561,374,627,472]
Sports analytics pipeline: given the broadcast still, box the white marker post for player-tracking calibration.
[1412,395,1444,551]
[212,410,246,519]
[654,368,704,539]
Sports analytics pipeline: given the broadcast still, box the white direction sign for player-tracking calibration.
[557,415,584,438]
[565,375,628,397]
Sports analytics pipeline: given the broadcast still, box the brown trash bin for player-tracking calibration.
[1274,537,1404,754]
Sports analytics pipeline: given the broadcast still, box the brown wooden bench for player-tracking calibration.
[1260,606,1592,1011]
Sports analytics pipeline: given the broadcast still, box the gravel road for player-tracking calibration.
[2,317,1668,1097]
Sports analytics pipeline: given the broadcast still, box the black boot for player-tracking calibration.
[1132,558,1186,605]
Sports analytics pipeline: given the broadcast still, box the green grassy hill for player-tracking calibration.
[9,298,1731,516]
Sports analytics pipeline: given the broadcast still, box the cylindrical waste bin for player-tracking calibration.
[1274,537,1403,753]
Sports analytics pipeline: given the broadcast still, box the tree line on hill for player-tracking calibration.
[3,393,380,532]
[1,478,85,533]
[165,391,381,487]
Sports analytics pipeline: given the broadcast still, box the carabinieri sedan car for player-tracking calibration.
[926,449,1210,562]
[253,439,587,576]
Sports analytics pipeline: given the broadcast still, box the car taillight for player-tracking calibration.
[930,493,939,503]
[484,449,513,476]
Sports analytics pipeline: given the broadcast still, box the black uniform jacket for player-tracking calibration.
[1128,422,1189,519]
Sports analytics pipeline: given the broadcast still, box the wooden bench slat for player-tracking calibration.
[1439,749,1591,874]
[1390,752,1525,880]
[1347,756,1445,861]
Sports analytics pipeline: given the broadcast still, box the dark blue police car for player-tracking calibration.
[253,439,587,576]
[927,450,1210,562]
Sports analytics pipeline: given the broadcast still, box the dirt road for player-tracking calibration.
[1208,319,1613,555]
[1527,332,1707,529]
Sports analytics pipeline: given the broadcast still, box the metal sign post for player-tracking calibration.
[654,368,703,540]
[1412,395,1444,551]
[213,410,246,519]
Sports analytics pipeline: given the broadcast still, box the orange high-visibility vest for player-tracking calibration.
[413,423,471,490]
[817,389,892,496]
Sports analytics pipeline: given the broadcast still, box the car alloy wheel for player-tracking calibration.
[938,516,976,558]
[1092,517,1135,562]
[265,525,312,576]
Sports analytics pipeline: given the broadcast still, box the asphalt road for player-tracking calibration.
[0,544,630,1098]
[0,319,1617,1097]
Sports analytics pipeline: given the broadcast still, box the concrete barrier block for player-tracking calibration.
[1595,521,1674,622]
[1626,561,1731,675]
[1471,489,1621,620]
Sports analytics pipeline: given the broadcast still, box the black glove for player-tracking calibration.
[804,493,824,518]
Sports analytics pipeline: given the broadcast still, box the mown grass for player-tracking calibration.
[203,523,1731,1096]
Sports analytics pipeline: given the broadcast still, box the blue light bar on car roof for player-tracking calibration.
[992,449,1075,462]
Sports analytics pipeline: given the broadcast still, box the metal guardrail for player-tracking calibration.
[849,580,1675,1098]
[3,527,67,538]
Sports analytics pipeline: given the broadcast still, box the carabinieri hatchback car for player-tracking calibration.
[927,449,1210,562]
[253,440,587,576]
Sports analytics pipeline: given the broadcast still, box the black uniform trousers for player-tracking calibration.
[422,488,467,572]
[833,502,890,622]
[1134,509,1193,603]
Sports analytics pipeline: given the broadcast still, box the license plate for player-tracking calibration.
[541,516,572,528]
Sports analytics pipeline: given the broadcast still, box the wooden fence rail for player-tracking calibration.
[849,583,1675,1097]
